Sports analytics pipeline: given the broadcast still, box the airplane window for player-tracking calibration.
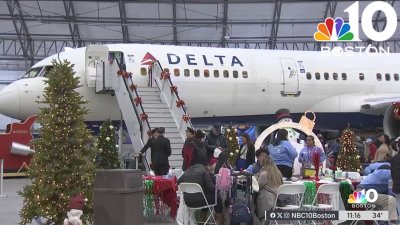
[233,71,238,78]
[315,72,320,80]
[184,69,190,77]
[333,73,338,80]
[164,68,169,73]
[359,73,365,81]
[194,69,200,77]
[205,70,210,77]
[306,72,311,80]
[385,73,391,81]
[22,67,43,79]
[174,69,180,76]
[141,67,147,76]
[394,73,399,81]
[342,73,347,80]
[213,70,219,78]
[42,66,54,77]
[324,72,329,80]
[223,70,229,78]
[242,71,248,78]
[376,73,382,81]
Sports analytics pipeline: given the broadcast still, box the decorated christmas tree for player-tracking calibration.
[19,60,96,225]
[96,119,121,169]
[336,128,362,173]
[225,127,240,166]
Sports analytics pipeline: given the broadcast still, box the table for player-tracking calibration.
[143,176,178,219]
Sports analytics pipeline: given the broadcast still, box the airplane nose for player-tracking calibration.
[0,83,20,119]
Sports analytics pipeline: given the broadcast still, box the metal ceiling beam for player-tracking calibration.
[173,0,178,45]
[317,0,337,50]
[220,0,229,47]
[21,0,351,3]
[63,0,83,47]
[119,0,130,43]
[5,0,34,67]
[373,0,395,32]
[268,0,282,49]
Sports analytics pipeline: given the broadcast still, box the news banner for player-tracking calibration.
[266,211,389,221]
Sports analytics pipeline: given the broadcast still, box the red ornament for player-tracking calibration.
[140,113,148,121]
[117,70,123,76]
[129,83,137,91]
[176,100,185,108]
[160,71,170,80]
[147,130,152,137]
[133,97,142,106]
[170,86,178,94]
[183,114,191,123]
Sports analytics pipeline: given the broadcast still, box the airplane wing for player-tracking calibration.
[360,96,400,115]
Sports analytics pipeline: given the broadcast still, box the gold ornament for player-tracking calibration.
[229,152,234,156]
[229,137,233,141]
[226,129,231,132]
[115,144,119,148]
[235,150,239,153]
[99,148,103,153]
[110,125,114,130]
[106,137,110,141]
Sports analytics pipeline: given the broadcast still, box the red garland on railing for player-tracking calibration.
[129,83,137,91]
[160,71,170,80]
[147,130,152,137]
[393,102,400,120]
[183,114,191,123]
[133,97,142,106]
[140,113,148,121]
[117,69,123,76]
[176,100,185,108]
[117,70,132,78]
[170,86,178,94]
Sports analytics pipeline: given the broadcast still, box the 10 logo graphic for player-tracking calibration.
[315,1,397,42]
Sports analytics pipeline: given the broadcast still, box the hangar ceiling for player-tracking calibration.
[0,0,399,71]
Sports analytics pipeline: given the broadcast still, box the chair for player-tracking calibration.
[272,184,306,225]
[303,183,340,210]
[178,183,217,225]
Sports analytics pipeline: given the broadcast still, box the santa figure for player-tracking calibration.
[63,193,87,225]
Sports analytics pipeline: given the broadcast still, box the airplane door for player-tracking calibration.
[280,58,301,97]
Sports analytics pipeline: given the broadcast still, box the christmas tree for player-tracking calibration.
[225,127,240,166]
[336,128,362,173]
[19,60,96,225]
[96,119,121,169]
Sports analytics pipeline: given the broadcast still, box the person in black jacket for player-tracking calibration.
[191,130,209,166]
[390,147,400,215]
[206,124,228,160]
[235,132,255,171]
[139,127,171,175]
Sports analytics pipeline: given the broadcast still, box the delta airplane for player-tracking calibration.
[0,44,399,137]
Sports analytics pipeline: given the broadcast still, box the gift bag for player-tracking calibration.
[299,110,316,131]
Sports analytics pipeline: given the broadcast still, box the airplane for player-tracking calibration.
[0,44,399,138]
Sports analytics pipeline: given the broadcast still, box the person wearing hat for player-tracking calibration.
[245,147,269,175]
[206,124,228,160]
[366,138,377,163]
[140,127,171,175]
[182,127,195,171]
[190,129,209,167]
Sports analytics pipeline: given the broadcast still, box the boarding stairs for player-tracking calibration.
[85,45,193,169]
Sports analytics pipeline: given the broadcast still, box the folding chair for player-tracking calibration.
[272,184,306,225]
[178,183,217,225]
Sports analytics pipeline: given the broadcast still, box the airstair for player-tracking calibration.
[85,45,193,168]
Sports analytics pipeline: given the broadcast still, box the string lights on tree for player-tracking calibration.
[96,119,121,169]
[19,60,96,225]
[336,127,362,173]
[225,127,239,166]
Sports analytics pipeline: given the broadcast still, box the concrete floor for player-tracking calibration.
[0,178,176,225]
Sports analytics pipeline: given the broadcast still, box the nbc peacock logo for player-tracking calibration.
[348,191,368,204]
[314,17,354,42]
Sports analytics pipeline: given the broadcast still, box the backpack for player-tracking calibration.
[230,200,252,223]
[216,167,231,192]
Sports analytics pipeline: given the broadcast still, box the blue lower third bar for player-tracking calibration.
[266,211,339,220]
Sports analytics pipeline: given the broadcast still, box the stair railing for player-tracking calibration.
[149,60,194,140]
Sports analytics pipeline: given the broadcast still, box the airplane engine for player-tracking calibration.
[383,104,400,138]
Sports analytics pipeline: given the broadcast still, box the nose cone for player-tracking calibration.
[0,83,20,119]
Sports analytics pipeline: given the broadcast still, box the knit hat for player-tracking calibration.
[195,130,205,139]
[275,108,292,121]
[186,127,195,134]
[213,148,222,158]
[68,194,85,210]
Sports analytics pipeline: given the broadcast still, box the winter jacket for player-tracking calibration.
[190,140,209,166]
[391,153,400,194]
[182,138,194,171]
[268,140,298,168]
[256,171,280,218]
[140,136,171,165]
[206,132,228,159]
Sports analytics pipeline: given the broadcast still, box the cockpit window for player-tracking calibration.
[42,66,54,77]
[22,67,43,79]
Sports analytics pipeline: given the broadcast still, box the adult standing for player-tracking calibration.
[373,134,391,162]
[298,135,325,176]
[366,138,377,163]
[206,124,228,160]
[235,132,255,171]
[190,130,209,166]
[390,144,400,216]
[139,127,171,175]
[182,127,195,171]
[268,129,298,179]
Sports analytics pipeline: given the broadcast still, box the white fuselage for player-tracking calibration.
[0,44,399,128]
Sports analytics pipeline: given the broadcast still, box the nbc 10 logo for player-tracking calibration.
[314,1,397,42]
[348,189,378,209]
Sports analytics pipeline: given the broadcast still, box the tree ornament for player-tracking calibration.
[115,145,119,148]
[226,129,231,132]
[229,137,233,141]
[109,125,114,130]
[235,150,239,153]
[99,148,103,153]
[230,152,234,156]
[106,137,110,141]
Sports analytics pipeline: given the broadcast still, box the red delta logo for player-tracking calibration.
[141,52,157,65]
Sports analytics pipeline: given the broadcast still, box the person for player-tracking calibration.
[246,148,269,175]
[206,124,228,160]
[298,135,325,176]
[235,132,255,171]
[182,127,195,171]
[268,129,298,179]
[358,164,392,194]
[209,148,222,168]
[317,134,327,153]
[390,146,400,217]
[256,155,283,222]
[366,138,377,163]
[139,127,171,175]
[190,130,209,166]
[363,158,391,175]
[373,134,391,162]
